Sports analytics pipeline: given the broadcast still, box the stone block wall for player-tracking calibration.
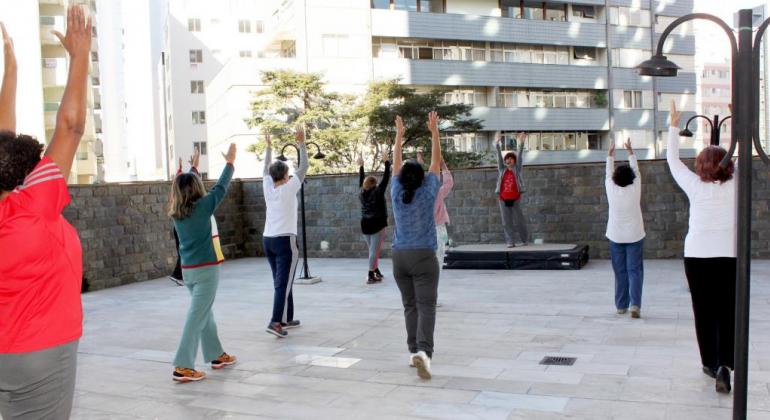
[62,158,770,290]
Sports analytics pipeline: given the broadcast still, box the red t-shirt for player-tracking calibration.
[499,169,520,201]
[0,157,83,353]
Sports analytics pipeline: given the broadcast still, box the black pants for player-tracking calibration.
[393,249,439,358]
[172,227,183,280]
[684,257,736,370]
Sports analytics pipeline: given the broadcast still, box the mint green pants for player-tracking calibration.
[173,265,224,369]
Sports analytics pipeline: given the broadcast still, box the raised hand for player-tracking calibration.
[516,132,527,148]
[624,138,633,155]
[222,143,237,164]
[670,100,681,127]
[53,5,92,60]
[356,153,364,167]
[178,157,183,171]
[2,23,16,72]
[495,131,502,145]
[295,126,305,144]
[427,111,439,133]
[190,146,200,168]
[416,151,425,165]
[608,139,616,157]
[263,129,271,146]
[395,115,404,138]
[380,149,389,162]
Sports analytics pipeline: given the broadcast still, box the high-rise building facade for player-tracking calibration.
[199,0,697,177]
[696,62,731,148]
[0,0,102,184]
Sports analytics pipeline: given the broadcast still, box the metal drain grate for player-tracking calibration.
[539,356,577,366]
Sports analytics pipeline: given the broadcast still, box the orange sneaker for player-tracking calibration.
[211,352,237,369]
[173,367,205,382]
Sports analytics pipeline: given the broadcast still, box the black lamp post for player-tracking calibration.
[679,114,732,146]
[277,141,325,284]
[638,10,770,419]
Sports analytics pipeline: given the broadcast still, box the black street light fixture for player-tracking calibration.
[679,114,732,146]
[277,141,325,285]
[638,10,770,419]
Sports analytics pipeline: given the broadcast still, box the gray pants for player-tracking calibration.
[0,340,79,420]
[392,250,439,357]
[363,228,386,271]
[498,199,530,246]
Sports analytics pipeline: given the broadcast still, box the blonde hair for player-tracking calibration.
[363,176,377,190]
[168,173,206,219]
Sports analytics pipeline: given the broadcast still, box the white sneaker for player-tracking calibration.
[411,351,432,379]
[408,353,418,367]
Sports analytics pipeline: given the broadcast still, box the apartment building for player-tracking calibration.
[0,0,101,184]
[201,0,697,177]
[696,62,731,148]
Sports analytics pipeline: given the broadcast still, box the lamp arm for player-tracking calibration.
[307,141,322,155]
[654,14,736,58]
[751,24,770,165]
[685,115,714,131]
[717,115,732,131]
[280,143,301,164]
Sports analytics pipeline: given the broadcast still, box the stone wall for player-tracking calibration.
[63,158,770,291]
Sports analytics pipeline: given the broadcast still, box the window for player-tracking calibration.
[523,1,544,20]
[623,90,643,109]
[322,34,350,57]
[188,18,201,32]
[239,50,253,57]
[255,20,264,33]
[393,0,417,11]
[193,141,208,155]
[238,20,251,33]
[500,0,519,18]
[371,0,390,9]
[192,111,206,124]
[573,47,596,61]
[281,40,296,58]
[545,4,566,21]
[418,0,443,12]
[190,80,204,94]
[189,49,203,64]
[91,51,99,61]
[610,7,651,27]
[572,5,595,19]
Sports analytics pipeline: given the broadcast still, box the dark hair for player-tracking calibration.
[503,152,517,164]
[168,173,206,219]
[0,131,44,192]
[399,160,424,204]
[696,146,734,184]
[612,165,636,187]
[269,161,289,183]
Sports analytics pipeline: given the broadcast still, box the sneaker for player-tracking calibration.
[630,305,641,319]
[172,367,205,382]
[210,353,237,369]
[702,366,718,379]
[266,322,288,338]
[617,308,628,315]
[408,352,418,367]
[168,276,183,286]
[373,268,385,281]
[281,320,301,329]
[716,366,732,394]
[506,244,516,248]
[411,351,432,379]
[366,271,378,285]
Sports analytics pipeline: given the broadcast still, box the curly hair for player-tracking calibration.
[0,131,44,192]
[696,146,734,184]
[612,165,636,187]
[503,152,517,164]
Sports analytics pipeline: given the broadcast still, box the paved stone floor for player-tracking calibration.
[70,258,770,419]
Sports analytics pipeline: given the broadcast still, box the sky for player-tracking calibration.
[693,0,769,63]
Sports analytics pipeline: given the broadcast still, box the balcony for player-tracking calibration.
[39,16,65,45]
[41,58,67,87]
[471,107,609,131]
[371,9,606,48]
[373,58,608,90]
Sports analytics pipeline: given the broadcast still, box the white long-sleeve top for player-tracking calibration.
[605,155,645,243]
[666,126,737,258]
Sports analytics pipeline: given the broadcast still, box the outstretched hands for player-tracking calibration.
[2,23,16,72]
[395,115,405,139]
[624,138,634,155]
[295,126,305,144]
[416,151,425,165]
[356,153,364,167]
[53,5,92,60]
[427,111,439,134]
[222,143,237,164]
[670,100,681,128]
[189,147,200,168]
[608,140,615,157]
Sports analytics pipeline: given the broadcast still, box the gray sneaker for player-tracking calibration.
[617,308,628,315]
[630,306,641,319]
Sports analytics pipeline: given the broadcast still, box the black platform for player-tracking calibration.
[444,243,590,270]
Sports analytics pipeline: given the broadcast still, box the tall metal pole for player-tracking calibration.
[733,10,753,419]
[299,181,311,279]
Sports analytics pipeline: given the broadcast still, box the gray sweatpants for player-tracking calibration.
[0,340,79,420]
[392,249,439,358]
[498,199,530,246]
[363,228,386,271]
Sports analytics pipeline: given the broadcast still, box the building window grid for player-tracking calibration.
[371,0,445,13]
[192,111,206,125]
[497,131,600,151]
[193,141,208,155]
[238,20,252,33]
[188,18,201,32]
[623,90,644,109]
[189,49,203,64]
[190,80,204,94]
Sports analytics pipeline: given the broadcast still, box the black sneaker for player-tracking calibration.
[702,366,717,379]
[266,322,287,338]
[281,320,301,329]
[168,276,183,286]
[715,366,731,393]
[366,271,378,284]
[373,268,385,281]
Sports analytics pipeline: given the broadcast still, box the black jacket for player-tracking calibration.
[359,161,390,235]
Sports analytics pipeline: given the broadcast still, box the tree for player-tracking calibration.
[245,70,365,174]
[360,79,485,169]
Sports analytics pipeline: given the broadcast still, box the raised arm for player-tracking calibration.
[376,159,391,195]
[606,138,615,181]
[438,160,454,197]
[263,131,272,177]
[494,132,505,171]
[294,127,309,183]
[624,138,639,177]
[393,116,404,176]
[665,101,698,193]
[427,111,441,176]
[515,132,526,172]
[0,23,17,132]
[45,6,92,180]
[199,143,236,214]
[357,154,364,187]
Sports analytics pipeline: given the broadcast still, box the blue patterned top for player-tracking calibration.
[391,172,440,251]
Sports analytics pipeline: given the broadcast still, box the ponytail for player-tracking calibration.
[399,160,424,205]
